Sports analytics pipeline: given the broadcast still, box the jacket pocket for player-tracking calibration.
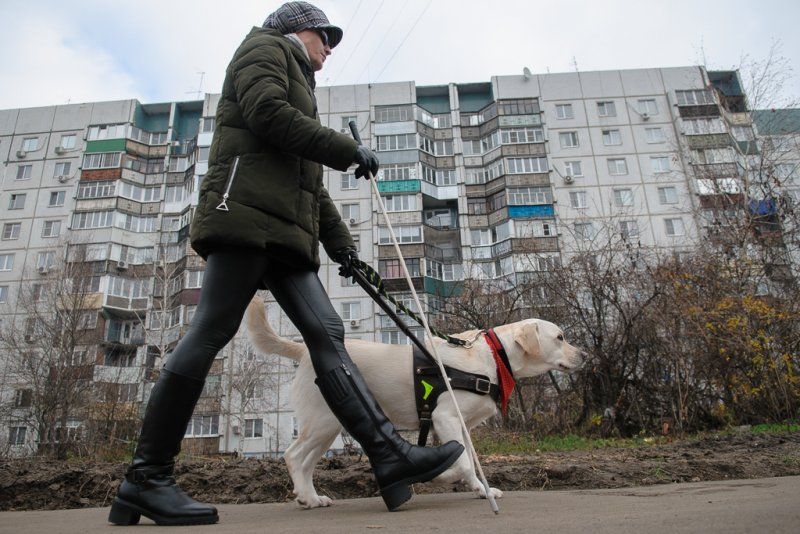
[215,156,241,212]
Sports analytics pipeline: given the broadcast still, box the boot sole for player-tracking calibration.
[108,497,219,526]
[379,443,465,511]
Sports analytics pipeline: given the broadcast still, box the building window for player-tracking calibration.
[16,164,32,180]
[9,194,26,210]
[574,222,595,240]
[506,157,547,174]
[341,301,361,321]
[185,414,219,437]
[658,186,678,204]
[87,124,126,140]
[500,128,544,144]
[72,210,114,230]
[564,161,583,177]
[42,220,62,238]
[22,137,39,151]
[340,173,358,190]
[377,133,416,151]
[676,89,714,106]
[378,225,421,244]
[49,191,66,207]
[597,101,616,117]
[60,134,77,149]
[555,104,573,119]
[607,158,628,175]
[341,116,357,132]
[467,198,487,215]
[380,163,416,181]
[645,127,666,144]
[13,389,33,407]
[665,218,685,236]
[692,148,734,165]
[559,131,578,148]
[78,180,115,199]
[651,156,670,173]
[507,186,552,205]
[515,219,555,238]
[0,285,8,303]
[54,161,72,178]
[637,99,659,115]
[8,426,26,446]
[374,105,412,123]
[619,220,639,239]
[470,229,492,246]
[186,270,204,289]
[2,223,21,241]
[341,203,360,222]
[602,129,622,146]
[569,191,588,209]
[613,189,634,207]
[244,418,264,438]
[379,258,421,279]
[201,117,215,133]
[384,194,417,212]
[37,251,56,270]
[0,254,14,271]
[683,118,726,135]
[82,152,122,169]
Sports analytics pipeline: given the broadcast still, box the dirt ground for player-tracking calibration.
[1,430,799,512]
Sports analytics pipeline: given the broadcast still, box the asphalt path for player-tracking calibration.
[1,476,798,533]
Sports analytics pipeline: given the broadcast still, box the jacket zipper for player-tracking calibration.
[215,156,241,211]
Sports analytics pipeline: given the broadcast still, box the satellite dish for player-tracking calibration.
[523,67,532,80]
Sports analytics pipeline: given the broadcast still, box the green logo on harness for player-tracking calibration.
[421,380,434,400]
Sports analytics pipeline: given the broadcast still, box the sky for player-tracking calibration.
[0,0,798,110]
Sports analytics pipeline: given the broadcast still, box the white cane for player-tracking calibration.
[349,122,499,514]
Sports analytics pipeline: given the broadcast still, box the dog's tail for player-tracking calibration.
[245,297,307,362]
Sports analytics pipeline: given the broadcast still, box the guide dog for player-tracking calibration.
[244,297,584,508]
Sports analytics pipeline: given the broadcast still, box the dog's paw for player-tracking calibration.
[472,485,503,500]
[296,494,333,509]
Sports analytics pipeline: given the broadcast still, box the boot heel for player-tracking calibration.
[108,499,141,525]
[380,482,413,511]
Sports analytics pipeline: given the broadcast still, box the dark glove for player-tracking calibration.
[353,146,379,180]
[333,247,360,278]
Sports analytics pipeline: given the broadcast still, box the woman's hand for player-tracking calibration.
[333,247,360,278]
[353,146,379,179]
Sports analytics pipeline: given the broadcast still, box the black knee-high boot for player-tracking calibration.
[108,370,219,526]
[316,362,464,511]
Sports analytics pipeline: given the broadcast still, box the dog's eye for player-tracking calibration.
[557,334,564,341]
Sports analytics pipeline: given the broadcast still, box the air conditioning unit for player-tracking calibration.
[16,150,27,158]
[116,260,129,270]
[55,146,66,155]
[232,425,241,435]
[641,113,650,121]
[340,128,349,133]
[563,175,574,184]
[349,319,361,328]
[56,175,68,183]
[349,218,357,225]
[37,266,49,275]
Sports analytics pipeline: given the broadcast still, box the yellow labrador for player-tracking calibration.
[244,298,584,508]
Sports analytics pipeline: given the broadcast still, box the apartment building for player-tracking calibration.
[2,65,787,457]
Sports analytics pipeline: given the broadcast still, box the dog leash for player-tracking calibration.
[349,122,500,515]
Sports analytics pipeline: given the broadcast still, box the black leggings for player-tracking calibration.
[164,247,350,380]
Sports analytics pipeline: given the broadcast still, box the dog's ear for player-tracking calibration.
[514,321,540,358]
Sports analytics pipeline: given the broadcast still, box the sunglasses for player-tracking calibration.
[315,29,330,47]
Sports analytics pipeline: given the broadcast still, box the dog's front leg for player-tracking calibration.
[431,398,503,500]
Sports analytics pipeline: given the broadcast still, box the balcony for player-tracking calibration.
[424,243,461,262]
[423,277,461,297]
[103,293,149,314]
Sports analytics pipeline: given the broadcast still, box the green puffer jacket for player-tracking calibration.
[190,27,359,275]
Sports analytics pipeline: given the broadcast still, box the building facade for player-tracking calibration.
[2,66,791,457]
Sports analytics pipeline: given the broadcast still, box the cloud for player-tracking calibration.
[0,3,139,109]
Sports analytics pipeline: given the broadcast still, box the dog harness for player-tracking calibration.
[413,328,516,446]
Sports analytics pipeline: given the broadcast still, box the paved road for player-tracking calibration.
[2,476,798,533]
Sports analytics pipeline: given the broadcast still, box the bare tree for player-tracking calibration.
[0,243,101,459]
